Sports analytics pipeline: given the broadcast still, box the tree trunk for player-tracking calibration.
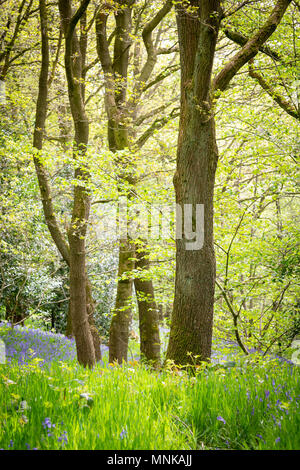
[167,120,218,365]
[105,118,160,365]
[134,241,160,366]
[96,5,163,364]
[66,302,73,338]
[166,1,221,365]
[109,239,135,363]
[32,0,100,365]
[59,0,96,368]
[68,203,95,367]
[65,278,101,361]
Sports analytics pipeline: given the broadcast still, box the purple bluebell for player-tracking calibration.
[120,428,128,439]
[217,416,226,424]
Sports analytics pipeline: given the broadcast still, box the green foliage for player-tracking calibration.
[0,0,298,357]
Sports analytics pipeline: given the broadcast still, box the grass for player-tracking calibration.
[0,324,299,450]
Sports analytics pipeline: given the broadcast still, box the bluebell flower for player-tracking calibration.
[217,416,226,424]
[42,417,52,429]
[58,431,68,445]
[120,428,128,439]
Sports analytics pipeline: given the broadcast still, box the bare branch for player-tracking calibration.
[223,1,258,18]
[48,25,63,87]
[135,97,179,126]
[215,279,249,355]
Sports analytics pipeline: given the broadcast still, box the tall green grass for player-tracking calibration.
[0,357,299,450]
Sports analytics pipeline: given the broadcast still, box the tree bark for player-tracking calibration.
[166,0,221,365]
[108,239,135,363]
[66,302,73,338]
[134,241,160,366]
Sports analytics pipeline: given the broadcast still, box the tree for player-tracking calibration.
[1,0,296,370]
[57,0,97,367]
[95,0,176,364]
[166,0,292,365]
[0,0,37,81]
[31,0,101,367]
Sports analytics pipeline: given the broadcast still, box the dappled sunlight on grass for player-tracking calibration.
[0,327,299,450]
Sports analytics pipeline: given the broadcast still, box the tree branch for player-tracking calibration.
[95,6,118,122]
[213,0,292,93]
[135,107,179,149]
[59,0,90,144]
[142,63,180,93]
[215,279,249,355]
[133,0,173,99]
[248,60,299,119]
[223,27,282,62]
